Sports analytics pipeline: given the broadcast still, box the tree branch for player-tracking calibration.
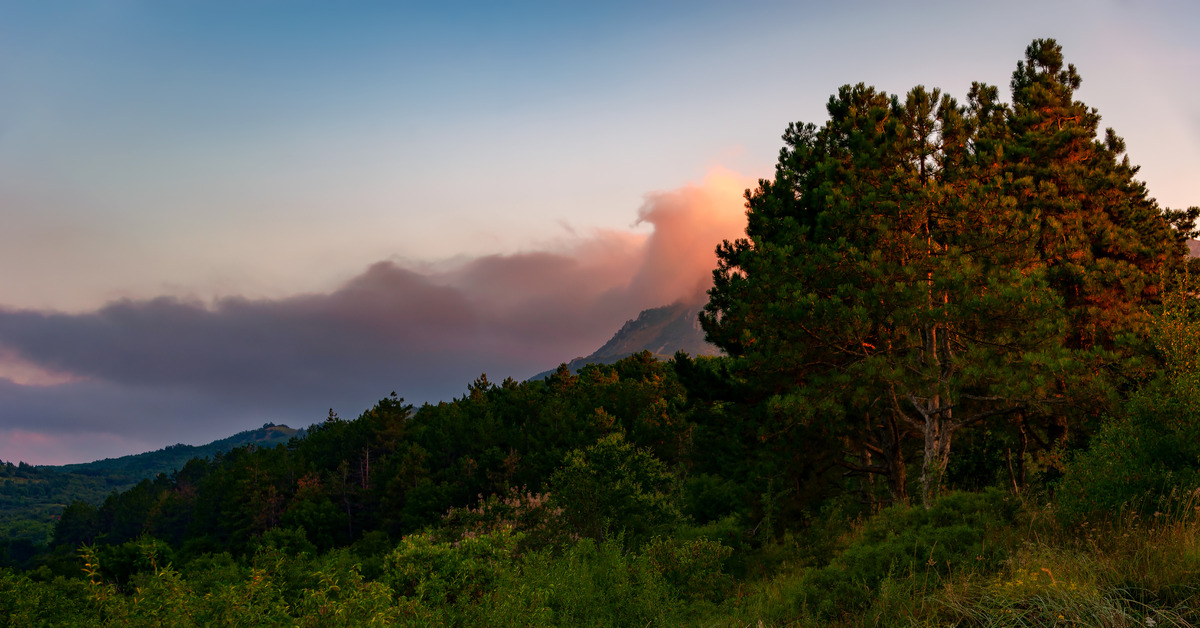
[833,459,891,476]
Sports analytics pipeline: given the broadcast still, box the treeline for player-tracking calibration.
[0,424,299,555]
[0,351,1062,624]
[46,354,759,562]
[6,334,1200,624]
[0,461,119,557]
[4,38,1200,625]
[54,424,300,480]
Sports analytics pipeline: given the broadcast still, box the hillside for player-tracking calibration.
[4,38,1199,625]
[0,424,299,547]
[53,423,300,479]
[530,300,719,380]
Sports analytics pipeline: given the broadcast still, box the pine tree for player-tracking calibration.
[995,39,1196,446]
[701,40,1191,506]
[1004,39,1192,352]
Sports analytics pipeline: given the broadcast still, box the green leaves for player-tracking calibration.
[548,432,683,548]
[701,38,1185,507]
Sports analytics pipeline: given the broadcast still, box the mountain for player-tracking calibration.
[531,300,720,380]
[0,424,300,547]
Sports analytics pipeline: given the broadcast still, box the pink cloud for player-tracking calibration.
[0,348,82,387]
[0,428,154,466]
[630,168,752,305]
[0,169,754,463]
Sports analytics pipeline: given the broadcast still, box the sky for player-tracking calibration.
[0,0,1197,464]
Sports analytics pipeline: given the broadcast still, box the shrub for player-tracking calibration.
[645,535,734,603]
[548,432,683,548]
[383,528,519,610]
[438,487,572,552]
[485,537,677,627]
[794,489,1021,619]
[1056,388,1200,525]
[682,473,747,524]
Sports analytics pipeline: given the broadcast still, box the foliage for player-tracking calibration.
[913,495,1200,627]
[549,431,683,547]
[0,424,297,553]
[2,38,1199,627]
[384,528,519,611]
[1056,391,1200,525]
[1056,271,1200,523]
[701,38,1190,510]
[438,487,571,552]
[793,490,1021,619]
[501,537,678,626]
[644,535,734,603]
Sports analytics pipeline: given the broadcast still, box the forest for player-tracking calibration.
[4,39,1200,626]
[0,424,300,551]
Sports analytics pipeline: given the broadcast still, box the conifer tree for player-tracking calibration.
[1003,39,1193,352]
[990,39,1196,445]
[701,39,1192,506]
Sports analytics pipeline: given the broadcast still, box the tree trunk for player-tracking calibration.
[919,409,953,507]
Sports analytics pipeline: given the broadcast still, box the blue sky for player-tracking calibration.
[0,0,1196,463]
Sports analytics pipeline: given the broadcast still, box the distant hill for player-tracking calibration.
[54,423,300,479]
[530,301,720,380]
[0,424,300,546]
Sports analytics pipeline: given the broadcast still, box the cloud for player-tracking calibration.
[0,169,751,464]
[630,170,752,304]
[0,347,79,386]
[0,426,159,468]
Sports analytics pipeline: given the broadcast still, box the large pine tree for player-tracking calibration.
[702,39,1193,506]
[1004,39,1193,350]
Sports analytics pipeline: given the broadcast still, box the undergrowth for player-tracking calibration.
[708,487,1200,627]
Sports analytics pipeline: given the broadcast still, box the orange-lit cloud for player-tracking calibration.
[0,170,753,464]
[629,168,752,306]
[443,168,752,353]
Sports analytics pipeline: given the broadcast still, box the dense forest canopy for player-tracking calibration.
[3,39,1200,627]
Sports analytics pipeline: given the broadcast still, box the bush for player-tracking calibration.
[96,536,175,587]
[438,487,572,552]
[548,432,683,548]
[794,489,1021,619]
[1056,388,1200,525]
[383,528,519,611]
[485,537,677,627]
[682,473,747,523]
[645,535,734,603]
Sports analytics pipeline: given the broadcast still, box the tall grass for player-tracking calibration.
[703,488,1200,627]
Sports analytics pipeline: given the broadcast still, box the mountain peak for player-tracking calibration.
[531,300,719,380]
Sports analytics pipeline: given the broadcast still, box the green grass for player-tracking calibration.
[697,489,1200,627]
[4,488,1200,626]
